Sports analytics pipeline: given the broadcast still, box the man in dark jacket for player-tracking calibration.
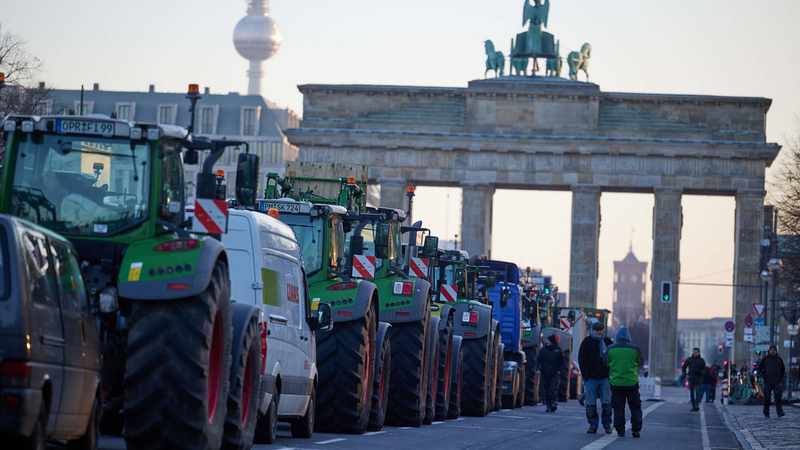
[538,334,563,413]
[681,348,706,411]
[578,321,612,434]
[607,327,642,438]
[704,365,718,403]
[757,345,786,418]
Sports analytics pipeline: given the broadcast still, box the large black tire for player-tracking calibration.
[460,337,490,417]
[487,334,500,412]
[423,321,440,425]
[67,395,99,450]
[223,306,261,450]
[124,259,233,450]
[368,329,391,431]
[515,365,526,408]
[253,394,277,444]
[524,348,538,406]
[501,367,517,410]
[493,343,505,411]
[386,319,429,427]
[316,303,376,434]
[434,322,454,422]
[290,384,315,438]
[446,341,463,420]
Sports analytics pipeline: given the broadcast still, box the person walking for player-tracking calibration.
[538,334,564,413]
[681,348,706,411]
[705,365,718,403]
[607,326,643,438]
[757,345,786,418]
[578,321,612,434]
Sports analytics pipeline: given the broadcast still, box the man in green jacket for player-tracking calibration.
[607,327,642,438]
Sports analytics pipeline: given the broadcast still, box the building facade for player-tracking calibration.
[613,247,648,327]
[677,318,730,366]
[40,83,299,199]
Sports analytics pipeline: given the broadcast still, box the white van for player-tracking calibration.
[221,208,332,442]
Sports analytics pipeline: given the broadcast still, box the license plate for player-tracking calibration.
[56,119,115,137]
[258,200,310,214]
[462,312,471,323]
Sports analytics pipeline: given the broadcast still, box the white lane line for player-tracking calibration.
[455,417,465,422]
[315,438,347,445]
[432,421,444,425]
[700,404,711,450]
[495,415,526,419]
[399,426,413,430]
[364,431,387,436]
[580,402,664,450]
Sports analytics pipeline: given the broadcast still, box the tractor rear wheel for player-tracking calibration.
[368,329,391,431]
[460,337,490,417]
[124,259,232,450]
[446,343,463,420]
[423,322,440,425]
[223,308,261,449]
[386,319,429,427]
[515,365,526,408]
[316,303,376,434]
[493,344,504,412]
[434,326,453,421]
[524,348,538,406]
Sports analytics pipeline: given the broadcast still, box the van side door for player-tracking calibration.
[224,214,259,306]
[21,231,65,433]
[51,240,100,432]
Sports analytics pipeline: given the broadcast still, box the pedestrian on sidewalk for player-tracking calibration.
[578,321,612,434]
[681,348,706,411]
[538,334,564,413]
[757,345,786,418]
[607,326,643,438]
[705,365,718,403]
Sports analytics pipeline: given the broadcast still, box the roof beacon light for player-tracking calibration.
[187,83,200,95]
[346,176,357,185]
[215,170,225,178]
[406,184,416,194]
[267,208,280,219]
[0,72,5,82]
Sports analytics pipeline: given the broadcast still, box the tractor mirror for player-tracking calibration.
[235,153,259,208]
[183,149,199,165]
[422,235,439,257]
[312,302,333,333]
[375,223,389,259]
[500,286,510,307]
[349,235,364,256]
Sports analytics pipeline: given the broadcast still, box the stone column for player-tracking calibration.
[379,179,407,211]
[648,189,683,382]
[569,185,601,309]
[460,184,494,258]
[732,190,765,367]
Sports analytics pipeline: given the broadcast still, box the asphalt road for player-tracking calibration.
[93,387,742,450]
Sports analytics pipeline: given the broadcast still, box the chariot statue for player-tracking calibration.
[511,0,557,75]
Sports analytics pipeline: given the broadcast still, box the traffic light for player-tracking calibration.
[661,281,672,303]
[543,276,552,295]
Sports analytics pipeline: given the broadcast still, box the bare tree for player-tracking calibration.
[776,132,800,235]
[0,23,48,118]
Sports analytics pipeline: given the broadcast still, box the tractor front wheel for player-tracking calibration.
[386,319,429,427]
[460,337,490,417]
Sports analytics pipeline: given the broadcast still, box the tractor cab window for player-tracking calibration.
[329,215,344,271]
[160,144,184,226]
[281,214,324,276]
[11,135,150,236]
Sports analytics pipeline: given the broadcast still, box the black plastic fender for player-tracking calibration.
[504,350,527,365]
[436,303,455,333]
[451,301,493,340]
[336,279,378,324]
[374,321,392,377]
[119,237,226,301]
[383,278,431,324]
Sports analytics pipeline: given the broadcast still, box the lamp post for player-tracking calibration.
[768,258,784,346]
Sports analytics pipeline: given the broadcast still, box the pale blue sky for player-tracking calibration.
[4,0,800,318]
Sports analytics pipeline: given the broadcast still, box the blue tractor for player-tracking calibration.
[479,260,527,409]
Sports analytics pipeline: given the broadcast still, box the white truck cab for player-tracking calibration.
[220,208,330,441]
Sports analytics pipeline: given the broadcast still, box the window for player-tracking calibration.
[73,101,94,115]
[158,104,177,125]
[22,232,59,306]
[197,106,218,135]
[34,100,53,116]
[52,241,88,313]
[241,107,260,136]
[281,214,324,275]
[115,102,135,121]
[160,145,185,226]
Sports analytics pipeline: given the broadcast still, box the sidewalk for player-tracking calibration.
[720,401,800,450]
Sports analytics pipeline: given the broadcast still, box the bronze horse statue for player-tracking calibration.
[567,43,592,81]
[484,40,505,78]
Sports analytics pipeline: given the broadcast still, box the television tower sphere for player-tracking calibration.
[233,0,281,96]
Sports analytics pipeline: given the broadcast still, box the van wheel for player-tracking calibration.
[368,329,391,431]
[20,402,46,450]
[446,344,463,420]
[290,384,315,438]
[253,395,278,444]
[223,306,261,449]
[460,337,490,417]
[316,303,375,434]
[124,260,233,450]
[67,396,99,450]
[386,319,429,427]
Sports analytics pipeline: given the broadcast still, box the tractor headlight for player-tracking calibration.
[3,120,16,132]
[99,287,119,313]
[21,121,34,133]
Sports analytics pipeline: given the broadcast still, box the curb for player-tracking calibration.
[716,402,756,450]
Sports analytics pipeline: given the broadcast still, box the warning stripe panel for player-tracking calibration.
[194,199,228,234]
[410,257,429,279]
[440,284,458,302]
[352,255,376,279]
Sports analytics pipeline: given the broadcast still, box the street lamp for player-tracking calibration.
[766,258,784,346]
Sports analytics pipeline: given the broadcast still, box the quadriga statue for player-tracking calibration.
[567,43,591,81]
[484,40,506,78]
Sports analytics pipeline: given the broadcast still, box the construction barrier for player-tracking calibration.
[639,376,663,401]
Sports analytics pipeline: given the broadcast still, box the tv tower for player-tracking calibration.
[233,0,282,96]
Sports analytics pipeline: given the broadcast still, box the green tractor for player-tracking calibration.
[431,251,502,417]
[261,174,389,434]
[0,85,266,450]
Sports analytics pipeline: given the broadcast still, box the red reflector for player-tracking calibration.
[0,361,31,379]
[401,282,413,296]
[469,311,478,325]
[336,310,353,318]
[328,281,357,291]
[154,239,199,252]
[464,331,476,337]
[259,322,268,372]
[396,311,410,317]
[167,283,191,291]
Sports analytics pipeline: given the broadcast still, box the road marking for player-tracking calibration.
[364,431,387,436]
[432,421,444,425]
[580,402,664,450]
[700,404,711,450]
[399,426,413,430]
[455,417,465,421]
[495,415,526,419]
[315,438,347,445]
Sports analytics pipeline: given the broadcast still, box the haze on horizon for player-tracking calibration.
[4,0,799,320]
